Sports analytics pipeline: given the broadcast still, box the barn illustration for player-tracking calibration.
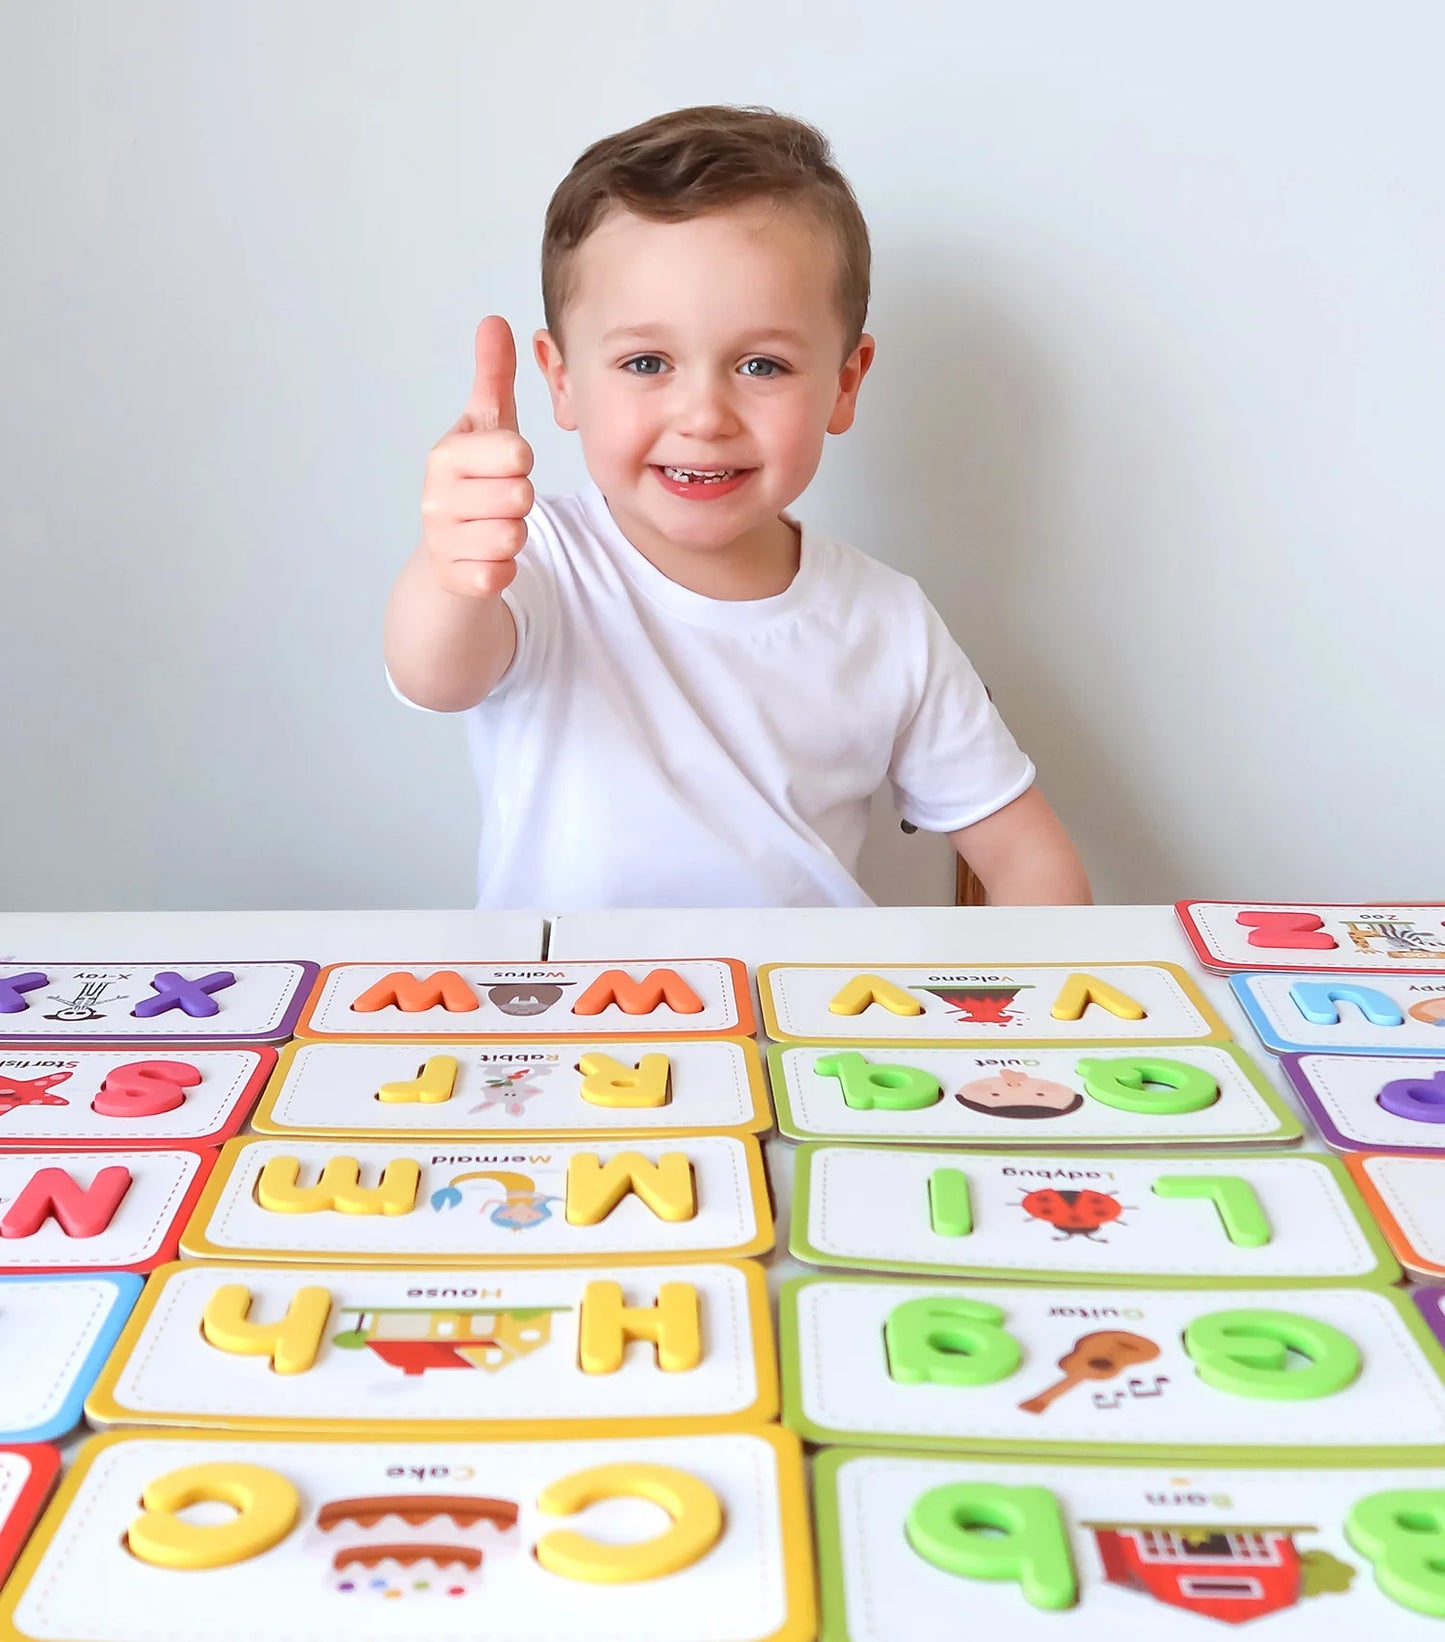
[330,1304,569,1376]
[1085,1520,1353,1624]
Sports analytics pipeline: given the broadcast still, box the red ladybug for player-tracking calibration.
[1020,1187,1126,1241]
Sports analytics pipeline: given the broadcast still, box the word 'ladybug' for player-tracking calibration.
[1019,1187,1127,1241]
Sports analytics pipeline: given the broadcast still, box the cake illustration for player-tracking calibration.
[314,1492,520,1598]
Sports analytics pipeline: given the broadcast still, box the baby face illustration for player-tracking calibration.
[955,1068,1083,1119]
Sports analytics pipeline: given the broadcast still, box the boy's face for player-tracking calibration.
[534,202,873,567]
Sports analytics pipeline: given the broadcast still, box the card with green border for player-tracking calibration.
[767,1041,1299,1146]
[789,1147,1398,1286]
[814,1446,1445,1637]
[781,1276,1445,1463]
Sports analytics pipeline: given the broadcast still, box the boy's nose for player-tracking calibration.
[674,373,742,439]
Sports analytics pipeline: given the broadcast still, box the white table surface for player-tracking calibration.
[0,909,547,964]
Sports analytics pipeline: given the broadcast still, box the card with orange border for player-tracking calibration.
[295,961,755,1041]
[1345,1153,1445,1280]
[0,1446,59,1587]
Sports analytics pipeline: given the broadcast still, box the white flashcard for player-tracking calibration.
[782,1278,1445,1462]
[0,1149,213,1274]
[758,963,1228,1044]
[1233,972,1445,1056]
[88,1259,776,1437]
[789,1147,1395,1285]
[767,1042,1297,1146]
[1282,1054,1445,1154]
[1179,900,1445,974]
[296,961,754,1040]
[1,1430,814,1642]
[0,1273,141,1441]
[0,1047,273,1148]
[817,1449,1445,1639]
[0,962,316,1042]
[181,1137,772,1267]
[1345,1155,1445,1281]
[252,1038,770,1141]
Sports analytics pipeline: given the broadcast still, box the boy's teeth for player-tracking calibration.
[662,466,737,482]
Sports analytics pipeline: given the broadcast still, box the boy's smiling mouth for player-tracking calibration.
[652,464,754,499]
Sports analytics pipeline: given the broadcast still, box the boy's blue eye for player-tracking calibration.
[740,357,785,378]
[622,355,667,376]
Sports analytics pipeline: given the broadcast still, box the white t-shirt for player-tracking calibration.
[418,483,1035,909]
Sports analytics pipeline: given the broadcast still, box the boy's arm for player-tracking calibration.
[947,786,1092,905]
[384,316,533,712]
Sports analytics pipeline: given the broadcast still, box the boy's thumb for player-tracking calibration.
[463,315,519,434]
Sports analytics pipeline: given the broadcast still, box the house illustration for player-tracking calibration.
[331,1304,569,1376]
[1085,1520,1350,1624]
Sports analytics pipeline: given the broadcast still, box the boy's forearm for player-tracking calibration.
[947,786,1093,907]
[384,544,519,712]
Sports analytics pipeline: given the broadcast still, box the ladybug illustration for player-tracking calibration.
[1020,1187,1127,1241]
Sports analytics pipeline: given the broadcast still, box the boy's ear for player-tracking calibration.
[826,333,876,435]
[533,329,578,432]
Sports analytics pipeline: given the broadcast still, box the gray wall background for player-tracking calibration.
[3,1,1440,911]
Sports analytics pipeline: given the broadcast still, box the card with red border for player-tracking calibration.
[1178,902,1445,975]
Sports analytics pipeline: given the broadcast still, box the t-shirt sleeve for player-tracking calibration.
[887,592,1036,833]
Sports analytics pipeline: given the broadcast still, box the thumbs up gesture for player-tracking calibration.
[421,317,534,596]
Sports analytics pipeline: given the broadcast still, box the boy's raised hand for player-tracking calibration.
[421,316,535,596]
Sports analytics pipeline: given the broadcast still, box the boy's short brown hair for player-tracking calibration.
[542,104,871,352]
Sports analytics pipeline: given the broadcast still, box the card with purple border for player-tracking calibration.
[1416,1288,1445,1357]
[1282,1053,1445,1154]
[0,964,317,1044]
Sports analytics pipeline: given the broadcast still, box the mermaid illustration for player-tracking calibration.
[429,1169,560,1231]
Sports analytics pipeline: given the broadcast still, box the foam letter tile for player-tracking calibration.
[86,1258,775,1437]
[817,1447,1445,1639]
[0,1047,275,1150]
[0,1428,814,1642]
[789,1147,1396,1286]
[295,960,754,1041]
[1279,1054,1445,1154]
[250,1037,770,1141]
[181,1136,772,1267]
[768,1041,1298,1147]
[0,1149,214,1274]
[1345,1155,1445,1281]
[0,1273,141,1441]
[0,1447,59,1587]
[0,962,317,1044]
[781,1276,1445,1463]
[1179,899,1445,975]
[1232,972,1445,1056]
[758,962,1228,1045]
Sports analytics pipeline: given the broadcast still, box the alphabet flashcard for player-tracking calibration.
[757,963,1229,1045]
[788,1147,1396,1286]
[87,1259,775,1438]
[251,1037,770,1142]
[296,960,754,1040]
[1179,900,1445,975]
[0,962,316,1043]
[1233,972,1445,1057]
[0,1148,215,1274]
[1345,1155,1445,1281]
[1282,1054,1445,1154]
[767,1042,1298,1146]
[0,1428,814,1642]
[0,1446,58,1588]
[781,1277,1445,1463]
[815,1448,1445,1637]
[180,1136,772,1267]
[0,1047,275,1150]
[0,1273,141,1441]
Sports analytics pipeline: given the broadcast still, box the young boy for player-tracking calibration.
[385,105,1090,910]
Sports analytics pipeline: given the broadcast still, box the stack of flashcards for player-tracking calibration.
[0,957,815,1642]
[1176,902,1445,1281]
